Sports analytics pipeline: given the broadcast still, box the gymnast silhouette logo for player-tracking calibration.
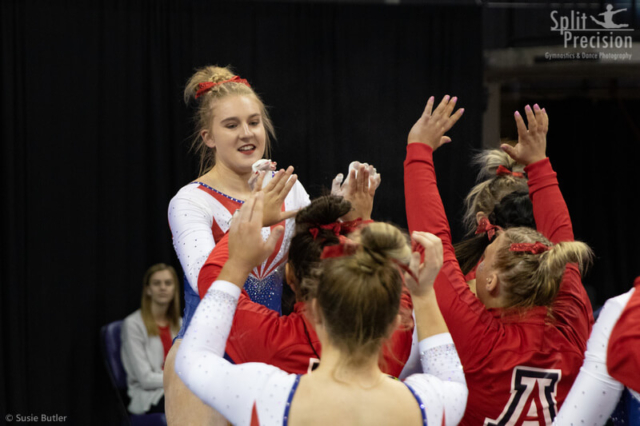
[590,4,630,29]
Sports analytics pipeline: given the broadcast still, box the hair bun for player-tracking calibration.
[295,195,352,234]
[355,223,411,270]
[183,65,236,104]
[473,148,525,182]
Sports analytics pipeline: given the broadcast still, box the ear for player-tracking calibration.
[476,211,488,225]
[485,272,500,295]
[285,263,298,293]
[201,129,215,149]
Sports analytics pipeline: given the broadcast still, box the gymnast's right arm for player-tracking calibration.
[175,193,296,424]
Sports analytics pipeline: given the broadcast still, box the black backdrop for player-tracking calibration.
[1,1,483,424]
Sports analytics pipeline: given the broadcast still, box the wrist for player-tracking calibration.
[218,259,253,288]
[524,155,547,166]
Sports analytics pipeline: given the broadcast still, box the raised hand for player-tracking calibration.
[331,161,381,198]
[339,164,378,222]
[407,95,464,151]
[405,232,444,298]
[221,192,285,286]
[252,166,299,227]
[501,104,548,166]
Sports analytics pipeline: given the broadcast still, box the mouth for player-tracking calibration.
[238,144,257,155]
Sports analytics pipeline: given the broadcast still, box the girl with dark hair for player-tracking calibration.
[177,192,468,426]
[196,165,413,377]
[454,148,535,280]
[405,96,593,424]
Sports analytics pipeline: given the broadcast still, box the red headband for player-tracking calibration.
[475,217,502,241]
[496,165,524,179]
[309,218,374,240]
[195,76,251,99]
[510,242,551,254]
[320,238,419,283]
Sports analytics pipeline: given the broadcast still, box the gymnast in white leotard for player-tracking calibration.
[177,192,468,426]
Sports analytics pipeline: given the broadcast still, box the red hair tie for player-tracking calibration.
[195,76,251,99]
[510,242,551,254]
[309,218,374,240]
[475,217,502,241]
[496,165,524,179]
[320,239,358,259]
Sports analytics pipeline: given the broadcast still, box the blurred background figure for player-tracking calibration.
[121,263,181,415]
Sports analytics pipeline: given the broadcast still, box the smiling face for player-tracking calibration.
[201,95,266,175]
[146,269,176,306]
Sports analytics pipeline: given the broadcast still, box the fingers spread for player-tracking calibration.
[514,111,528,138]
[423,96,435,118]
[524,105,537,133]
[433,95,451,117]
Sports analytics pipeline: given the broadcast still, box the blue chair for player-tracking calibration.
[100,320,167,426]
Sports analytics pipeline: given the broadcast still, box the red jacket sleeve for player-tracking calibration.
[198,233,231,299]
[404,143,501,367]
[525,158,593,345]
[607,277,640,392]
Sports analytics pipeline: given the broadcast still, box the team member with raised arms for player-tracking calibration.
[404,96,593,424]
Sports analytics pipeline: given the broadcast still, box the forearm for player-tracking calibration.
[404,144,452,246]
[413,293,448,342]
[525,157,574,243]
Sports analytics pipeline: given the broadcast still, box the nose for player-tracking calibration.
[240,123,253,138]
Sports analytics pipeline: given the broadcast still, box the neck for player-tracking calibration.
[313,341,383,388]
[150,302,169,326]
[203,163,253,200]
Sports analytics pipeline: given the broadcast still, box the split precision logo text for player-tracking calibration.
[551,10,633,48]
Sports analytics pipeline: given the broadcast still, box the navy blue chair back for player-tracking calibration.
[102,320,127,390]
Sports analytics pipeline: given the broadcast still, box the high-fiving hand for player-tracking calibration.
[501,104,548,166]
[407,95,464,151]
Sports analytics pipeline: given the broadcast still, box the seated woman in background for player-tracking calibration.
[121,263,181,415]
[178,192,468,426]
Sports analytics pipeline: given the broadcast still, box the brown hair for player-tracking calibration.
[140,263,181,336]
[304,222,412,366]
[492,227,593,309]
[286,195,353,306]
[183,65,275,176]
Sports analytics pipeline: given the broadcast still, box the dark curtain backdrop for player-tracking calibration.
[1,1,483,424]
[515,98,640,305]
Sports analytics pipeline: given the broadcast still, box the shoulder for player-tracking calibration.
[601,288,635,320]
[169,183,212,208]
[122,310,147,336]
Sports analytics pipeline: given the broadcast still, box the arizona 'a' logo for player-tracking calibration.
[485,366,561,426]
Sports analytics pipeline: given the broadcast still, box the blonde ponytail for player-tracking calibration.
[494,227,593,309]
